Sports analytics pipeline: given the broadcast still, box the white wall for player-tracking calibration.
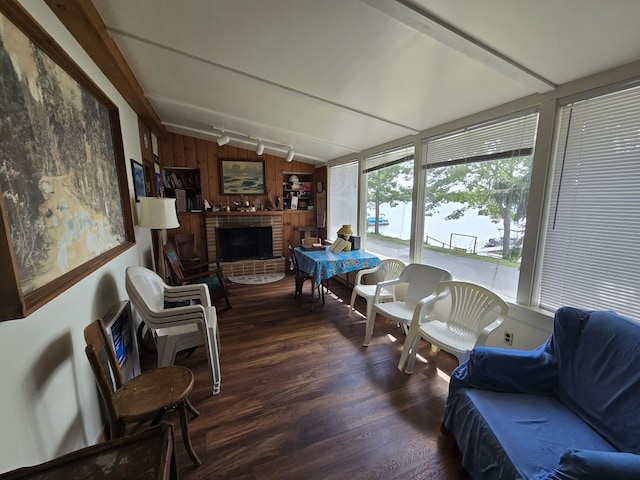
[0,1,152,472]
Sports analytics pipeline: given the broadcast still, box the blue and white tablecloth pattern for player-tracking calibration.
[294,247,381,287]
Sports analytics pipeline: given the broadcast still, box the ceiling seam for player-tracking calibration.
[151,94,364,154]
[360,0,557,93]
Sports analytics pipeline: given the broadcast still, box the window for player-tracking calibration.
[328,161,359,241]
[422,113,539,300]
[538,85,640,319]
[364,145,415,261]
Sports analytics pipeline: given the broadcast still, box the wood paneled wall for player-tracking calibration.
[158,133,319,262]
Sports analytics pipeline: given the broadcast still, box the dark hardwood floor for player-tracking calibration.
[141,273,464,480]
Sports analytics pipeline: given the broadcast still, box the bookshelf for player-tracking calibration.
[163,167,202,212]
[282,172,313,210]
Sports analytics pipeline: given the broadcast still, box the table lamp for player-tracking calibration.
[139,197,180,281]
[337,224,354,251]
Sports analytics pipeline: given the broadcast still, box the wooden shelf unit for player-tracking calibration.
[163,167,202,212]
[282,172,313,211]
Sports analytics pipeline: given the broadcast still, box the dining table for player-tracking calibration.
[294,246,382,288]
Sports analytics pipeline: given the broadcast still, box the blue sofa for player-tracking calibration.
[441,306,640,479]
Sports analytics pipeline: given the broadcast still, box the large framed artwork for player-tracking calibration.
[0,2,134,321]
[220,159,266,195]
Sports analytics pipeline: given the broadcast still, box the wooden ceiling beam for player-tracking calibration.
[45,0,166,136]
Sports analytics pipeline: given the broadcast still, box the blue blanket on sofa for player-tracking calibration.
[442,306,640,479]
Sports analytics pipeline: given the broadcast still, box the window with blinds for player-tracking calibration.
[363,145,415,261]
[538,85,640,319]
[328,161,359,241]
[425,113,538,167]
[422,112,538,300]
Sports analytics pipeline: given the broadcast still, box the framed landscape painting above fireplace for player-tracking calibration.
[220,159,265,195]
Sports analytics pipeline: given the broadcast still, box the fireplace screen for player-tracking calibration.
[217,226,273,261]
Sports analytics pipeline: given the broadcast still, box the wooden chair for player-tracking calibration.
[299,227,319,245]
[163,242,231,310]
[83,319,202,466]
[301,237,322,246]
[289,244,324,307]
[174,232,200,266]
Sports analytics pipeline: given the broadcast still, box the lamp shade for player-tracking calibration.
[139,197,180,229]
[256,141,265,155]
[217,135,230,146]
[337,224,353,236]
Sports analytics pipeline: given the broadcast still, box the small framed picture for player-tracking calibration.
[130,159,145,202]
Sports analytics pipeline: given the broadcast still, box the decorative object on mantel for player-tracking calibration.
[228,273,286,285]
[337,224,354,251]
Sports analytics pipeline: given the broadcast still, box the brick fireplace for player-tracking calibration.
[205,212,284,276]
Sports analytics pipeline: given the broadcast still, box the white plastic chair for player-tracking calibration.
[348,258,406,322]
[398,280,509,373]
[125,266,221,394]
[364,263,452,347]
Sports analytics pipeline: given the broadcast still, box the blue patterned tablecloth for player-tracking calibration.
[295,247,381,287]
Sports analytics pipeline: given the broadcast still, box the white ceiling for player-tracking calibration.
[92,0,640,165]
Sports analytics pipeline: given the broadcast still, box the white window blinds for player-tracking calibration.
[538,85,640,319]
[425,113,538,166]
[328,161,359,240]
[364,144,415,173]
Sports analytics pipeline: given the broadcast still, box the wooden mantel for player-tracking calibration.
[206,211,283,217]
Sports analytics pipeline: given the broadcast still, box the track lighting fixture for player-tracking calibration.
[286,148,294,162]
[212,127,294,160]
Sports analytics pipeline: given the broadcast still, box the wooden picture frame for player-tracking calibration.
[0,2,134,321]
[220,159,266,195]
[131,159,145,202]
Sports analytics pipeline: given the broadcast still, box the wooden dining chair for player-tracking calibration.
[301,237,322,246]
[289,244,324,306]
[83,319,202,466]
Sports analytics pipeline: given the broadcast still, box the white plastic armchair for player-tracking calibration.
[364,263,452,347]
[348,258,406,321]
[398,280,508,373]
[125,266,221,394]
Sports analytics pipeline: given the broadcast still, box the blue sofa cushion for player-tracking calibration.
[446,389,618,479]
[552,307,640,454]
[538,450,640,480]
[449,343,557,396]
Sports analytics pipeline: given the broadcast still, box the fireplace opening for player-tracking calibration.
[217,226,274,261]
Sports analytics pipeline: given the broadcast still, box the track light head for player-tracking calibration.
[286,148,294,162]
[217,134,230,146]
[256,141,265,155]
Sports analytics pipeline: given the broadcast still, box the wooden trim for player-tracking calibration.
[44,0,166,136]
